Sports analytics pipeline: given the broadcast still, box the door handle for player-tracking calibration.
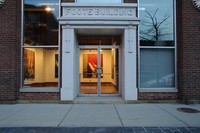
[97,68,102,74]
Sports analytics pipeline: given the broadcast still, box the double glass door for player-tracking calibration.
[79,46,119,96]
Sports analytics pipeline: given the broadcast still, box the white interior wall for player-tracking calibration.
[44,49,59,82]
[102,50,112,82]
[24,47,58,84]
[35,48,44,83]
[112,48,117,85]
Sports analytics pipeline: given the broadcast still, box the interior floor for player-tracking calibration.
[80,82,118,94]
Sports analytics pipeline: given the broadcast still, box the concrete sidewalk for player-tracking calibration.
[0,103,199,128]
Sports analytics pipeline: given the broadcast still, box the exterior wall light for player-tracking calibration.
[192,0,200,11]
[0,0,5,7]
[45,7,55,12]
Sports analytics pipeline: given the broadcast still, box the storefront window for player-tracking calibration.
[139,0,176,89]
[77,0,122,3]
[22,0,59,88]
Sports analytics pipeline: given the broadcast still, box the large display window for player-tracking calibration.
[22,0,60,88]
[139,0,176,89]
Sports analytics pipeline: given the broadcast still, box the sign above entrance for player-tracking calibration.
[61,3,137,20]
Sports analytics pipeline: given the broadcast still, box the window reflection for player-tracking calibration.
[24,0,59,46]
[139,0,176,89]
[140,49,175,88]
[139,0,174,46]
[77,0,122,3]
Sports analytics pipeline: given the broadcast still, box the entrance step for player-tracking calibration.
[74,97,125,104]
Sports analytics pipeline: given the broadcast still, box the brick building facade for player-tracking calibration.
[0,0,199,102]
[0,0,21,101]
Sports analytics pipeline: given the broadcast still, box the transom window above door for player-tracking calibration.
[76,0,122,3]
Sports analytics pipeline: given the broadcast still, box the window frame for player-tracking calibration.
[138,0,177,92]
[20,0,61,92]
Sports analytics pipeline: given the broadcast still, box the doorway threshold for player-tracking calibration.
[74,97,125,104]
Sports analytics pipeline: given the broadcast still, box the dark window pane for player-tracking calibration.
[140,41,174,47]
[24,0,59,46]
[78,36,121,45]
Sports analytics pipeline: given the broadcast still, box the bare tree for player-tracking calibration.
[140,8,171,41]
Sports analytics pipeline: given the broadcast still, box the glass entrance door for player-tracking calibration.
[79,47,119,96]
[79,48,99,95]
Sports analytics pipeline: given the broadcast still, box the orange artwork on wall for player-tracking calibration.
[24,49,35,80]
[83,54,103,78]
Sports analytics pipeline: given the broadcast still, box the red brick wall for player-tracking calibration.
[139,92,178,100]
[177,0,200,101]
[0,0,21,101]
[20,92,60,100]
[0,1,61,101]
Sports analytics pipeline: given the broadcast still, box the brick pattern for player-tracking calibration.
[0,0,21,101]
[20,92,60,100]
[139,92,178,100]
[177,0,200,101]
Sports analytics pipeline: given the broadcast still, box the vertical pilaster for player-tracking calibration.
[123,26,138,100]
[61,25,75,100]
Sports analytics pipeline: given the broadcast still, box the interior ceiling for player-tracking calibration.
[76,29,123,36]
